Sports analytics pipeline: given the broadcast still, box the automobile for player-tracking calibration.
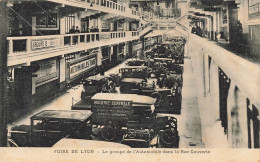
[90,93,156,141]
[119,77,181,114]
[119,78,145,94]
[53,138,131,148]
[121,114,179,148]
[90,93,179,147]
[72,75,117,110]
[119,66,148,79]
[126,59,145,66]
[81,75,110,101]
[9,110,92,147]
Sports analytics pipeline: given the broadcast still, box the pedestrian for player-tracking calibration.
[75,26,80,33]
[70,26,76,33]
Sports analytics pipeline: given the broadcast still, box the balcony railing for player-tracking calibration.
[60,0,141,19]
[7,31,140,66]
[189,34,260,147]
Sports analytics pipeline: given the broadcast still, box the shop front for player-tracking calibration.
[132,41,143,58]
[145,37,151,50]
[31,57,60,105]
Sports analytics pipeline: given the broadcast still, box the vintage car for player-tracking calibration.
[81,75,110,101]
[121,114,179,148]
[119,76,182,114]
[72,75,118,110]
[119,78,145,94]
[9,110,92,147]
[126,59,145,66]
[119,66,148,79]
[90,93,179,147]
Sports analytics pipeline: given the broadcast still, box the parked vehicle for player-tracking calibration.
[9,110,93,147]
[90,93,179,148]
[72,75,116,110]
[119,66,148,79]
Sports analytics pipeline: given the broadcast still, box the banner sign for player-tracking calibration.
[91,100,133,124]
[31,38,62,50]
[70,57,96,78]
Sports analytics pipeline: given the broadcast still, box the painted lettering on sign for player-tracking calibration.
[70,57,96,78]
[93,100,132,106]
[31,39,61,50]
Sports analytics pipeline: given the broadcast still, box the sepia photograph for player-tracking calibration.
[0,0,259,161]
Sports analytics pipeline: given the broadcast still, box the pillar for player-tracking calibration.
[0,1,9,146]
[227,83,248,148]
[97,47,102,66]
[209,60,220,122]
[59,57,66,89]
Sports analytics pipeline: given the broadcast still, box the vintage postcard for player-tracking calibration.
[0,0,259,161]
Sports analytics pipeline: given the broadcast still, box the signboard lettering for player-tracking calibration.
[93,100,132,106]
[70,57,96,78]
[32,38,62,50]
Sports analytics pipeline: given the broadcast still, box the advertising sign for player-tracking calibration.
[91,99,133,124]
[31,38,63,50]
[70,57,96,78]
[34,59,57,84]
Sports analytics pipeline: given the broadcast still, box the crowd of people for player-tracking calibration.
[69,26,99,34]
[191,23,202,37]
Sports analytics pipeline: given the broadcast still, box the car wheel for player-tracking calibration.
[151,92,162,104]
[160,130,179,146]
[101,125,116,141]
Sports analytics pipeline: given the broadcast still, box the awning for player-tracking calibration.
[144,30,168,38]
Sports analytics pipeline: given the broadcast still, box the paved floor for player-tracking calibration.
[178,58,204,148]
[8,58,204,148]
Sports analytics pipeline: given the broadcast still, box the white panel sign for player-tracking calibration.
[34,59,57,84]
[132,43,142,51]
[31,38,62,50]
[70,57,96,78]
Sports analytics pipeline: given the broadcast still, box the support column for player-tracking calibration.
[209,60,220,122]
[59,57,66,84]
[97,17,102,32]
[97,47,102,66]
[0,1,9,146]
[227,83,248,148]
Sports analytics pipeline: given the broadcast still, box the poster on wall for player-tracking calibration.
[34,59,57,84]
[132,43,142,51]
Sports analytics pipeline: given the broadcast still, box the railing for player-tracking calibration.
[69,0,141,19]
[7,31,140,57]
[7,33,99,55]
[150,21,177,30]
[189,34,260,148]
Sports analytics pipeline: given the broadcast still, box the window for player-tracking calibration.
[65,54,75,62]
[65,15,75,34]
[249,0,260,19]
[36,12,58,28]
